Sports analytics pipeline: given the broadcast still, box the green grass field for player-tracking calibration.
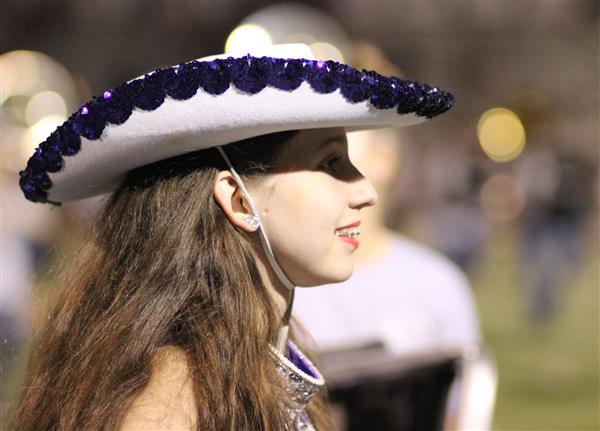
[471,227,599,431]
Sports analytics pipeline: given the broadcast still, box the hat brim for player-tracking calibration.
[19,46,453,204]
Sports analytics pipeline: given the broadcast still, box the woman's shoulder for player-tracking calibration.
[118,345,198,430]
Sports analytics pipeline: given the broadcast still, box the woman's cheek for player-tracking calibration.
[255,173,350,284]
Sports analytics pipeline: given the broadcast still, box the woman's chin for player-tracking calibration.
[298,265,354,287]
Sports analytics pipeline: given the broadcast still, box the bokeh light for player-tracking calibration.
[225,24,273,55]
[21,115,65,158]
[1,50,77,172]
[25,91,67,126]
[1,50,76,105]
[309,42,345,63]
[477,108,526,163]
[1,50,43,104]
[283,32,318,46]
[236,3,351,62]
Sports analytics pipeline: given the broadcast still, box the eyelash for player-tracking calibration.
[320,155,342,172]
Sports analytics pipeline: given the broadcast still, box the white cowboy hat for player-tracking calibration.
[19,44,453,204]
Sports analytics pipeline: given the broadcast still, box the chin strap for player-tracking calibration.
[217,146,296,355]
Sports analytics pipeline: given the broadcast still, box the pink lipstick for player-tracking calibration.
[338,236,359,248]
[335,220,361,249]
[336,220,361,230]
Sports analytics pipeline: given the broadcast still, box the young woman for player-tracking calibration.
[13,44,453,430]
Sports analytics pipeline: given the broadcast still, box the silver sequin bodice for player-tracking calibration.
[270,341,325,431]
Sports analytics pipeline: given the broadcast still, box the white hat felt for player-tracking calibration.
[19,44,454,204]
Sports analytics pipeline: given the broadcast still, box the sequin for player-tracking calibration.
[19,170,48,202]
[104,84,134,125]
[165,62,201,100]
[36,141,63,172]
[306,60,340,94]
[53,123,82,156]
[232,56,273,94]
[270,59,305,91]
[339,68,372,103]
[26,150,46,171]
[71,101,106,140]
[200,60,231,95]
[134,71,166,110]
[395,79,419,114]
[271,341,324,431]
[369,73,399,110]
[20,167,52,191]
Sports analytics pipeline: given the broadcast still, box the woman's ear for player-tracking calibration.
[212,171,258,233]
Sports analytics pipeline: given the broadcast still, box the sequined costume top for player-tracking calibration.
[270,341,325,431]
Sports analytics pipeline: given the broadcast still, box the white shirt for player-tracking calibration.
[293,234,481,355]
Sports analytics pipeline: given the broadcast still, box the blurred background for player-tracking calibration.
[1,1,598,430]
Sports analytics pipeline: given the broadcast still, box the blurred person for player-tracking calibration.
[426,164,488,274]
[429,194,488,273]
[10,43,453,431]
[517,147,594,323]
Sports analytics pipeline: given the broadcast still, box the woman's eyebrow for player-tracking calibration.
[317,135,346,151]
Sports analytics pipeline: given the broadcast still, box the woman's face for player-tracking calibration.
[248,127,378,287]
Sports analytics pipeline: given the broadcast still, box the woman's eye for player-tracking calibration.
[320,155,342,173]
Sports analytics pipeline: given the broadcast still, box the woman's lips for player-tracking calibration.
[338,236,359,248]
[335,220,360,249]
[336,220,361,230]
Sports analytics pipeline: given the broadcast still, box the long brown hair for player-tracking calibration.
[10,131,332,430]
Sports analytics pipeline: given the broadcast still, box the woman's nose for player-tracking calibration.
[349,176,378,210]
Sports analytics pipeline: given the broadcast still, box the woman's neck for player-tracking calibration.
[253,249,292,319]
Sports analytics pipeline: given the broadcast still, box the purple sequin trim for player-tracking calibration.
[286,341,318,379]
[19,54,454,204]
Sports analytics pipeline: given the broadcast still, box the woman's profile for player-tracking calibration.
[12,44,453,430]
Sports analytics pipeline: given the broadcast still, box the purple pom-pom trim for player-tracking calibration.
[19,54,454,204]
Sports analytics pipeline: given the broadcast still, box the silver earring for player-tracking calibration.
[242,215,260,231]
